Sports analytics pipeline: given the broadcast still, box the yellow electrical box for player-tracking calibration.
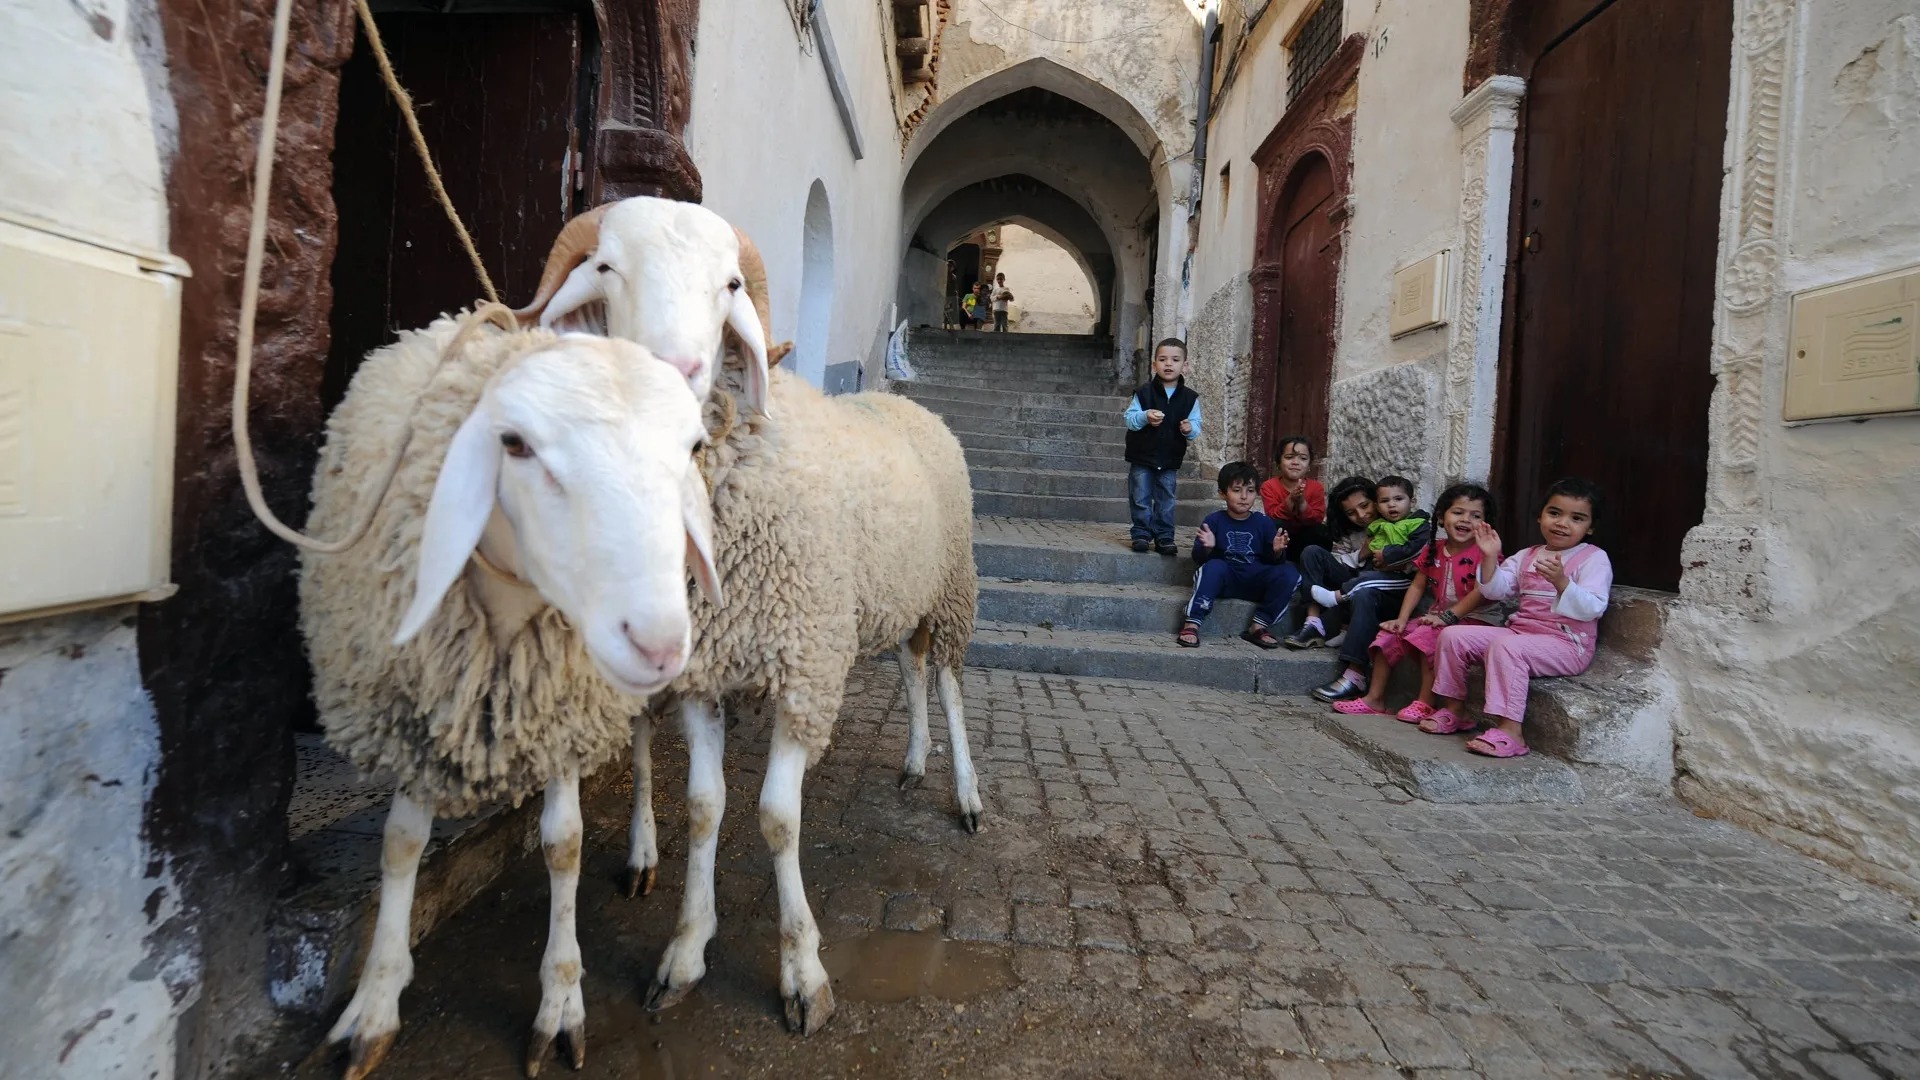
[1389,250,1449,338]
[0,216,186,622]
[1784,263,1920,424]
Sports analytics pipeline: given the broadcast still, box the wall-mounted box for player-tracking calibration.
[0,216,186,622]
[1389,250,1449,338]
[1784,263,1920,424]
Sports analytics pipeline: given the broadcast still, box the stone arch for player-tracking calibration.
[905,56,1170,172]
[794,180,835,386]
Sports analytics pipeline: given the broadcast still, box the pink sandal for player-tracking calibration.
[1418,708,1479,735]
[1466,729,1531,758]
[1332,698,1391,716]
[1395,701,1435,724]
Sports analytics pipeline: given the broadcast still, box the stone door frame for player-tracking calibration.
[1245,34,1363,468]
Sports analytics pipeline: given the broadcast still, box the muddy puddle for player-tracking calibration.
[819,929,1017,1004]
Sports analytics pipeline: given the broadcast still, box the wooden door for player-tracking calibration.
[1269,155,1339,461]
[1499,0,1731,590]
[326,11,585,408]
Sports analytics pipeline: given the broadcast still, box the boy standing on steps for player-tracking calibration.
[1123,338,1202,555]
[1178,462,1297,649]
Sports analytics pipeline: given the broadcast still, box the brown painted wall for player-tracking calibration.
[143,0,355,1072]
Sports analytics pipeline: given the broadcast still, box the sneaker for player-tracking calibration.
[1323,631,1347,650]
[1310,674,1369,703]
[1156,542,1179,556]
[1131,539,1150,553]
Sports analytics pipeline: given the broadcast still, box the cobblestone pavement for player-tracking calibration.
[296,664,1920,1080]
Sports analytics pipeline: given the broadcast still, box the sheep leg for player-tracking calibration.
[895,629,932,790]
[327,790,431,1080]
[762,729,835,1034]
[623,716,658,898]
[645,699,724,1012]
[937,667,984,834]
[523,771,587,1076]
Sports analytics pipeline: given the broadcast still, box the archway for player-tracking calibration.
[795,180,835,387]
[979,223,1100,335]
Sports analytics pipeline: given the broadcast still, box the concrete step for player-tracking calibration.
[962,446,1179,476]
[1313,710,1586,804]
[973,490,1213,525]
[972,518,1200,585]
[970,466,1215,500]
[981,576,1267,634]
[967,620,1330,696]
[906,372,1118,394]
[910,330,1108,353]
[957,429,1137,459]
[896,381,1131,411]
[911,395,1126,428]
[941,413,1124,445]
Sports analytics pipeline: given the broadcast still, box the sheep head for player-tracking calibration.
[515,197,773,417]
[395,334,719,698]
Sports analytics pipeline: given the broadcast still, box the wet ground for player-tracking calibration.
[283,663,1920,1079]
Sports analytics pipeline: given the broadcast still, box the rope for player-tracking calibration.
[232,0,500,552]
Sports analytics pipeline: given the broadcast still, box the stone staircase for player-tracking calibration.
[899,328,1678,806]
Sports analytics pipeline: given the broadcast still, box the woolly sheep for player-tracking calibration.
[298,314,716,1079]
[520,197,982,1034]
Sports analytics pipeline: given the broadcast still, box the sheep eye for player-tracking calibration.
[727,277,743,293]
[690,439,705,458]
[500,432,533,458]
[596,262,613,274]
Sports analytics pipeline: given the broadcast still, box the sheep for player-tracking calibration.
[518,193,983,907]
[297,310,717,1080]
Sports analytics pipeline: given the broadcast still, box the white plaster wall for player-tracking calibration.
[0,0,174,253]
[994,223,1097,334]
[1667,1,1920,896]
[686,0,906,384]
[0,609,194,1077]
[0,1,192,1073]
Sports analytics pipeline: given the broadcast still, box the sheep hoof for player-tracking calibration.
[524,1030,553,1078]
[897,770,924,791]
[644,977,696,1013]
[959,809,983,835]
[783,982,836,1035]
[342,1029,398,1080]
[622,864,657,899]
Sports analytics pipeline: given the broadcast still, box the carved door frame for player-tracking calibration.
[589,0,703,203]
[1245,34,1362,467]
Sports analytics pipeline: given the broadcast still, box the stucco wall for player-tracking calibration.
[687,0,906,385]
[1666,0,1920,897]
[993,223,1096,333]
[0,0,194,1073]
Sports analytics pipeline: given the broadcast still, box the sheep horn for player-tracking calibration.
[732,226,774,346]
[514,204,611,326]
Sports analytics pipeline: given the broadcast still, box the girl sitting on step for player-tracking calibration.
[1331,482,1496,722]
[1424,478,1613,758]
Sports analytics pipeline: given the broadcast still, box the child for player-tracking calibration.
[1259,435,1326,556]
[961,286,980,329]
[991,273,1015,333]
[1283,475,1374,648]
[1309,476,1432,702]
[1329,483,1496,720]
[1178,462,1297,649]
[1123,339,1202,555]
[1425,478,1613,757]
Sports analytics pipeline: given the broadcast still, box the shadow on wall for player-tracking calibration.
[795,180,835,387]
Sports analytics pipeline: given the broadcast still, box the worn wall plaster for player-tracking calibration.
[1184,272,1253,471]
[1324,362,1442,503]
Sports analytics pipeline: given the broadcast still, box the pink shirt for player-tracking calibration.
[1414,540,1488,609]
[1479,543,1613,645]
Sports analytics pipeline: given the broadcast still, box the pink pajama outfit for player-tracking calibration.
[1371,541,1488,666]
[1432,544,1612,724]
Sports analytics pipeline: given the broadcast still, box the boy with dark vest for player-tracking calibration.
[1123,338,1202,554]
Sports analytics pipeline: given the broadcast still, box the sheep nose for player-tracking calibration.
[621,621,685,673]
[658,354,704,381]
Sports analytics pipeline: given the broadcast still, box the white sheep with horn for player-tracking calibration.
[517,197,982,1036]
[299,312,717,1080]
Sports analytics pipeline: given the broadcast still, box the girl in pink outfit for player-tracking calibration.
[1331,482,1495,722]
[1425,478,1612,758]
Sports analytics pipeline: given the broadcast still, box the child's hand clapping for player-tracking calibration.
[1195,522,1215,549]
[1271,528,1289,554]
[1472,520,1502,560]
[1533,549,1569,590]
[1146,409,1165,427]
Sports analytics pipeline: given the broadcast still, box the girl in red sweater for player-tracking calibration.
[1259,436,1326,556]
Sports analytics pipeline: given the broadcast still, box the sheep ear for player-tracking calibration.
[395,405,500,645]
[726,286,771,417]
[538,262,608,333]
[682,457,722,606]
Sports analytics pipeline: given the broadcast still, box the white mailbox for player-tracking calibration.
[0,216,186,621]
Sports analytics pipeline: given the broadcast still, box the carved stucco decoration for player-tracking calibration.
[1445,75,1525,481]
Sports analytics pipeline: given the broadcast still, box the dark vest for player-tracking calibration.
[1124,379,1198,471]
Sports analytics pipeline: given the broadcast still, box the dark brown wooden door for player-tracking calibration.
[326,12,584,408]
[1269,154,1339,462]
[1499,0,1731,590]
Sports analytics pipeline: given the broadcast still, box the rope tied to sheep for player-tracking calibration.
[233,0,502,551]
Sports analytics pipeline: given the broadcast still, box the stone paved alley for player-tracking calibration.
[286,661,1920,1080]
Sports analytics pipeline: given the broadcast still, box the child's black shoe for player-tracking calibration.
[1155,542,1179,556]
[1132,539,1151,553]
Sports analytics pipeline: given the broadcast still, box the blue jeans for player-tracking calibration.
[1186,560,1300,629]
[1127,464,1179,545]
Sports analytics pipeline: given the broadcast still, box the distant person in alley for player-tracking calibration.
[991,272,1015,332]
[1124,338,1201,555]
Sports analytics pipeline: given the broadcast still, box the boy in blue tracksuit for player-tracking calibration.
[1177,462,1298,650]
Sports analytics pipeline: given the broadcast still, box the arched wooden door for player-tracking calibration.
[1498,0,1731,590]
[1267,154,1339,461]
